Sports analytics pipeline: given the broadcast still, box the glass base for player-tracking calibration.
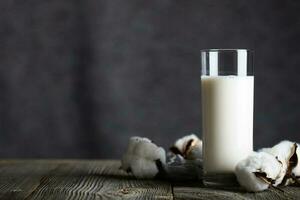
[203,173,239,189]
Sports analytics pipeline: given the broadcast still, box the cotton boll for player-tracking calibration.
[121,137,152,172]
[282,143,298,185]
[130,159,160,178]
[260,140,298,185]
[260,140,295,165]
[121,136,166,178]
[291,144,300,178]
[170,134,202,160]
[235,152,283,192]
[280,143,300,185]
[133,140,166,164]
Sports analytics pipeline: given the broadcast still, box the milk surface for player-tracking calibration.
[201,75,254,173]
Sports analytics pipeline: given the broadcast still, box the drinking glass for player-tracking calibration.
[201,49,254,187]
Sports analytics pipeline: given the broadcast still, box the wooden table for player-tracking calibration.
[0,160,299,200]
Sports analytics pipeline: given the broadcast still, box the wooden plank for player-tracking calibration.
[173,181,300,200]
[0,160,60,200]
[1,160,300,200]
[24,160,173,200]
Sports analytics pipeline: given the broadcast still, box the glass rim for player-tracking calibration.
[200,49,252,53]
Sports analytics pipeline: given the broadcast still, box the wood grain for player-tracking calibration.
[0,160,59,200]
[23,160,173,200]
[173,182,300,200]
[0,160,300,200]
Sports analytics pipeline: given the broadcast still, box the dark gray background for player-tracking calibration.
[0,0,299,158]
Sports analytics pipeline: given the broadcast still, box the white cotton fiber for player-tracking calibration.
[170,134,202,160]
[121,136,166,178]
[235,152,283,192]
[260,140,299,185]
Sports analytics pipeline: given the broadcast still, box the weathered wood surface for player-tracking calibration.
[173,182,300,200]
[0,160,172,200]
[0,160,299,200]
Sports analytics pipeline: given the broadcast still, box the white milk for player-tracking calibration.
[201,75,254,173]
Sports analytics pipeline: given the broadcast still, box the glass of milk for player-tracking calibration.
[201,49,254,187]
